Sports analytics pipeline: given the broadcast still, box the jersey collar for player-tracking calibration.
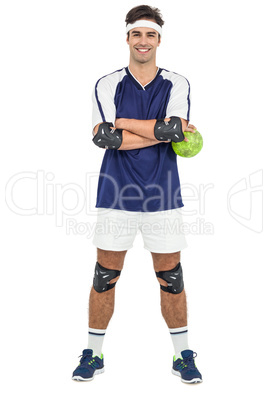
[125,67,162,91]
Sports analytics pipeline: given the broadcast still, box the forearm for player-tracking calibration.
[115,117,190,139]
[118,130,158,150]
[92,117,190,152]
[93,122,158,151]
[115,118,156,140]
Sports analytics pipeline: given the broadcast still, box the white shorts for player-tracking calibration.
[92,208,187,253]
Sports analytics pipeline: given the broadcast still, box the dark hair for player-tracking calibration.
[125,5,164,27]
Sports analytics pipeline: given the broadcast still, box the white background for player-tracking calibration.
[1,0,267,400]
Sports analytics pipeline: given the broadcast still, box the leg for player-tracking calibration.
[88,248,127,329]
[72,248,127,380]
[151,251,202,383]
[151,251,187,328]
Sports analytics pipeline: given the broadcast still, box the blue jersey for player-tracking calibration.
[92,67,191,212]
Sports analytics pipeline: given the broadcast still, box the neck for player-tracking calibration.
[128,59,158,87]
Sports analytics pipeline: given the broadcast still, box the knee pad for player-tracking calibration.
[155,262,184,294]
[93,262,121,293]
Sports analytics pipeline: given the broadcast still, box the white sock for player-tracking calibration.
[87,327,106,358]
[169,326,189,360]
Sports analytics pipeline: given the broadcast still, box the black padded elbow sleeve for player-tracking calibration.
[93,122,123,150]
[154,116,185,143]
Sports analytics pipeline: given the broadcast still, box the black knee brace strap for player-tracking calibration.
[93,262,121,293]
[156,262,184,294]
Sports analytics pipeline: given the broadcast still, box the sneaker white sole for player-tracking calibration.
[172,369,202,384]
[72,368,105,381]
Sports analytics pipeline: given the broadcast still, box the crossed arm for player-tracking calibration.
[116,120,159,150]
[93,118,194,151]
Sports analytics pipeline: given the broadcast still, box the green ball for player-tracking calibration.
[172,130,203,157]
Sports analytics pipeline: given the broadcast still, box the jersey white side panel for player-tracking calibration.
[92,68,127,130]
[161,70,191,122]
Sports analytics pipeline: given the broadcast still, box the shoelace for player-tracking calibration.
[78,354,92,364]
[182,352,197,370]
[78,354,98,368]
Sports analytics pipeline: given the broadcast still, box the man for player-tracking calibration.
[72,5,202,384]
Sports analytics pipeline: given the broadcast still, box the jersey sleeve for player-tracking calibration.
[92,76,117,130]
[165,75,191,122]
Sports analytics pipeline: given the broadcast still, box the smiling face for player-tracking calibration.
[126,23,161,66]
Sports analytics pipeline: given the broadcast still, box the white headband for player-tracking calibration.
[126,20,162,36]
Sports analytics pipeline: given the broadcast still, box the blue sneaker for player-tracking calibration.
[172,350,202,384]
[72,349,104,381]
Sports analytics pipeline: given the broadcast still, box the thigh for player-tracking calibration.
[140,209,187,254]
[97,248,127,270]
[92,208,138,252]
[151,251,181,272]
